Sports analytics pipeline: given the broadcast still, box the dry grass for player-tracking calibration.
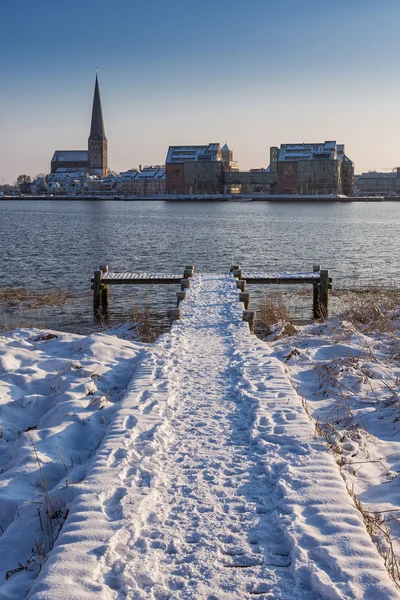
[0,288,70,308]
[0,288,71,334]
[257,293,297,338]
[129,297,160,343]
[5,437,69,580]
[339,286,400,332]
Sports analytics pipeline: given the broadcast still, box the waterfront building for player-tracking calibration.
[272,141,354,195]
[50,75,109,177]
[224,168,277,194]
[132,167,166,196]
[119,167,165,195]
[221,143,239,172]
[356,169,400,195]
[120,170,140,195]
[165,144,224,194]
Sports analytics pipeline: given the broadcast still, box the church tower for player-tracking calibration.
[88,75,108,176]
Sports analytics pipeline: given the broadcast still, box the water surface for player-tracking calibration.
[1,199,399,330]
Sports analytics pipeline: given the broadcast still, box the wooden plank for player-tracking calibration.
[102,277,182,285]
[245,277,320,285]
[243,272,320,280]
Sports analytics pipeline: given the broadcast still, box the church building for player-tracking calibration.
[51,75,108,176]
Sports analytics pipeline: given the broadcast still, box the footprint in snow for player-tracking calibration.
[274,425,285,434]
[105,487,127,521]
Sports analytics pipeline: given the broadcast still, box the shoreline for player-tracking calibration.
[0,194,395,202]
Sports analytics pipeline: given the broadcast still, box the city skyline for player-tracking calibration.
[1,0,400,183]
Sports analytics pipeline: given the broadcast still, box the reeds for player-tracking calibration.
[257,292,297,338]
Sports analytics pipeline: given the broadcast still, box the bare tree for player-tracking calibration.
[16,174,32,186]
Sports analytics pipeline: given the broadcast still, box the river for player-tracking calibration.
[1,199,399,331]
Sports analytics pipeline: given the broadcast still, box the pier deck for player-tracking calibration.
[101,272,183,284]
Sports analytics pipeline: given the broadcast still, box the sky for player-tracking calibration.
[1,0,400,183]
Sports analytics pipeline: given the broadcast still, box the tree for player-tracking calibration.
[16,174,31,186]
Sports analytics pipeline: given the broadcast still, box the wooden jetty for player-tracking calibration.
[231,265,332,321]
[91,265,194,315]
[92,264,331,322]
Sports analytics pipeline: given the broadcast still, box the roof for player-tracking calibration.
[88,75,107,141]
[221,143,230,152]
[278,141,338,162]
[136,168,165,179]
[52,151,88,162]
[166,144,220,163]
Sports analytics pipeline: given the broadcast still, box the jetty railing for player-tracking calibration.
[91,264,332,324]
[91,265,194,316]
[230,264,332,321]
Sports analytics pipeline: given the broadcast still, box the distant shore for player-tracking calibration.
[0,194,396,202]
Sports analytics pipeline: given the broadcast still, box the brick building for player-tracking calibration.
[271,141,354,195]
[165,144,224,195]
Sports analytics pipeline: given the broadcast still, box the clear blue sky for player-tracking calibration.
[1,0,399,182]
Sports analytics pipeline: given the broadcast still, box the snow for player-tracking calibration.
[0,276,399,598]
[278,141,339,162]
[166,144,220,163]
[242,271,320,280]
[51,151,88,163]
[0,330,148,598]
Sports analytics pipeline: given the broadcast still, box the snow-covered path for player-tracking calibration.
[29,275,399,599]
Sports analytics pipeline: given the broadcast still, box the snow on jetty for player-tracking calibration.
[0,274,399,598]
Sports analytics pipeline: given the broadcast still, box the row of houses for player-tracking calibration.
[36,167,166,195]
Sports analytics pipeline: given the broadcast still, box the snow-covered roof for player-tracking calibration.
[51,150,88,162]
[54,167,89,174]
[166,144,220,163]
[136,168,165,179]
[278,141,339,162]
[120,170,139,179]
[47,171,90,182]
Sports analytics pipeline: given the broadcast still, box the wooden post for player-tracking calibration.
[230,265,240,272]
[243,310,256,333]
[176,291,186,306]
[93,270,102,316]
[312,264,321,320]
[184,265,195,277]
[319,270,330,320]
[100,265,109,314]
[239,292,250,310]
[236,280,246,292]
[170,308,181,321]
[181,278,191,290]
[232,269,242,280]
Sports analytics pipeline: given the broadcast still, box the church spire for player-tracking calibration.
[88,74,108,176]
[89,74,107,141]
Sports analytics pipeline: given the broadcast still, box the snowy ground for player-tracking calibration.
[266,315,400,579]
[0,275,399,599]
